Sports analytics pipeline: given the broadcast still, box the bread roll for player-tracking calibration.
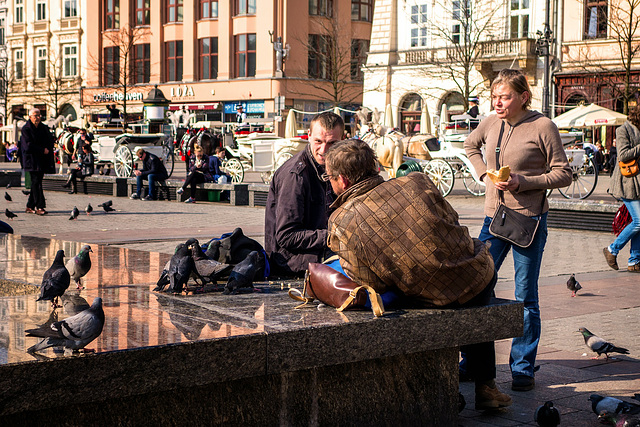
[486,166,510,184]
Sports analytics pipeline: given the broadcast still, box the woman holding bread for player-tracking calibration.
[464,69,571,392]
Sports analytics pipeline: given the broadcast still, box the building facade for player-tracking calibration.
[81,0,373,130]
[362,0,543,135]
[0,0,8,127]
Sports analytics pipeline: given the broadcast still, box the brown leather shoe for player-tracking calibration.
[475,383,512,410]
[25,208,35,214]
[35,209,48,216]
[628,263,640,272]
[603,247,619,270]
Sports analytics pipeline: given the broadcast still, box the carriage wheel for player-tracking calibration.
[460,164,486,196]
[161,142,175,178]
[558,156,598,199]
[114,144,134,177]
[224,158,244,183]
[424,159,455,197]
[261,152,294,184]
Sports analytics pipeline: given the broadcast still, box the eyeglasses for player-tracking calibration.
[321,172,335,182]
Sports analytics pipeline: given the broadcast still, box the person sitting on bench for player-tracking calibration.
[62,144,94,194]
[130,148,169,201]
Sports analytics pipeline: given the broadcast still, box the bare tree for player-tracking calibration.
[608,0,640,114]
[33,48,81,120]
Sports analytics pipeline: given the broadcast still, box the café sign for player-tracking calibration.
[93,91,144,102]
[171,85,195,98]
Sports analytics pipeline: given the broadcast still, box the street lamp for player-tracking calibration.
[535,0,554,118]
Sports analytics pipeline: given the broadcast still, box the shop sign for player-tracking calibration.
[171,85,195,98]
[93,92,144,102]
[224,100,264,114]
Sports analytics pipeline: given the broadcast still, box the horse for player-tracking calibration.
[361,127,404,178]
[400,134,440,160]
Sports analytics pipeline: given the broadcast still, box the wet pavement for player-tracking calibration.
[0,165,638,426]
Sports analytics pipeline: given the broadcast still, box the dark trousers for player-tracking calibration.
[68,170,90,192]
[27,171,46,210]
[183,172,206,198]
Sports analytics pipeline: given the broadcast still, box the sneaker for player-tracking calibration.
[603,247,619,270]
[511,375,535,391]
[142,195,154,201]
[184,197,196,203]
[130,194,140,200]
[176,188,184,195]
[628,263,640,272]
[475,383,512,410]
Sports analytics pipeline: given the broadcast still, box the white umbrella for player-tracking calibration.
[439,103,448,137]
[285,109,297,138]
[384,104,395,128]
[553,104,627,128]
[420,101,431,135]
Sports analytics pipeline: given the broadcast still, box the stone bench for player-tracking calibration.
[0,170,21,188]
[248,183,270,207]
[126,178,249,205]
[548,199,619,233]
[42,174,128,197]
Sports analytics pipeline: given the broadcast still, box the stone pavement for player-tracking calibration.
[1,169,638,426]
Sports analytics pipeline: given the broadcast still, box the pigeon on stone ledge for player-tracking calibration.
[65,244,92,290]
[224,251,260,295]
[37,249,71,308]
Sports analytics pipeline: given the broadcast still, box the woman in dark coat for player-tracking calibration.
[63,144,95,194]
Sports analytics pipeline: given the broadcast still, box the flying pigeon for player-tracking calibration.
[65,244,92,290]
[22,189,30,196]
[590,394,640,416]
[224,251,260,295]
[37,249,71,308]
[4,191,11,202]
[25,297,105,354]
[85,203,93,215]
[69,206,80,220]
[5,208,17,220]
[579,327,630,359]
[567,273,582,297]
[187,238,230,285]
[97,200,112,208]
[535,401,560,427]
[154,243,194,294]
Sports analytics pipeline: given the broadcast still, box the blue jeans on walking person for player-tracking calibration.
[478,212,548,379]
[609,198,640,266]
[136,173,162,199]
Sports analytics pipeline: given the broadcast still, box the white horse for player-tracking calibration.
[357,108,404,178]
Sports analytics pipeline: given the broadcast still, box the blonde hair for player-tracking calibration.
[491,69,532,110]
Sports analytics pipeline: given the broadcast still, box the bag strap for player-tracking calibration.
[337,285,385,317]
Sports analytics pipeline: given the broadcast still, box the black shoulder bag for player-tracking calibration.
[488,122,543,248]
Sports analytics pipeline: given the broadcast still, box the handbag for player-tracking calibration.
[288,262,385,317]
[612,204,632,236]
[488,122,542,248]
[619,158,640,177]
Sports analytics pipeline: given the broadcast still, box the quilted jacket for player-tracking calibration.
[328,173,495,307]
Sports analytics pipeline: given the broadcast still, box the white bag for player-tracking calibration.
[217,175,228,184]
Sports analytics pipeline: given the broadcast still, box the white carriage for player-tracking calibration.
[93,132,175,178]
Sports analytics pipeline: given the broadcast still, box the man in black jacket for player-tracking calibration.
[264,111,344,277]
[19,108,55,215]
[131,148,169,200]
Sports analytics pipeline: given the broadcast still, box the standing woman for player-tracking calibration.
[464,69,572,391]
[604,106,640,272]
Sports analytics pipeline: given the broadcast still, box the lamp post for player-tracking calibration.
[536,0,554,118]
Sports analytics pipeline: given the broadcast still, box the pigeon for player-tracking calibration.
[22,189,30,196]
[567,273,582,297]
[535,401,560,426]
[154,243,194,294]
[97,200,113,208]
[60,291,90,317]
[598,411,640,427]
[224,251,260,295]
[25,297,105,354]
[85,203,93,215]
[155,243,185,291]
[579,327,630,359]
[187,238,231,285]
[5,208,17,220]
[102,204,115,212]
[69,206,80,220]
[65,244,92,289]
[4,191,11,202]
[590,394,640,416]
[37,249,71,308]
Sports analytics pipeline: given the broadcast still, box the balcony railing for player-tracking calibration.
[399,38,537,65]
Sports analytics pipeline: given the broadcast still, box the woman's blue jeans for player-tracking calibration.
[478,212,548,379]
[609,198,640,266]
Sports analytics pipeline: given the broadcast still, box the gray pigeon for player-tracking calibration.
[65,245,92,289]
[69,206,80,220]
[37,249,71,308]
[535,401,560,426]
[224,251,260,295]
[598,412,640,426]
[188,239,231,285]
[567,273,582,297]
[579,327,630,359]
[97,200,112,208]
[155,243,185,291]
[25,297,105,354]
[154,244,194,294]
[590,394,640,416]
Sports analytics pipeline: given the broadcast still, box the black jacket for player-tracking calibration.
[140,152,169,180]
[264,146,334,276]
[19,120,55,173]
[78,151,95,176]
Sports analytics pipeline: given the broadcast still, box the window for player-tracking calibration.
[584,0,608,39]
[452,0,470,21]
[105,0,120,29]
[63,45,78,77]
[309,0,332,16]
[15,50,23,79]
[235,34,256,77]
[104,46,120,85]
[36,0,46,20]
[510,0,530,38]
[64,0,78,17]
[36,48,47,78]
[452,24,461,44]
[135,0,150,26]
[452,0,470,44]
[308,34,331,79]
[199,37,218,79]
[15,0,24,24]
[236,0,256,15]
[351,0,373,22]
[410,4,428,47]
[350,39,369,80]
[133,43,150,83]
[200,0,218,18]
[0,18,4,45]
[166,0,184,22]
[165,40,183,81]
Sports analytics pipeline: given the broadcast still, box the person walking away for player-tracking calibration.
[464,69,572,391]
[604,106,640,272]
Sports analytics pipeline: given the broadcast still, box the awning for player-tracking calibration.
[169,103,220,111]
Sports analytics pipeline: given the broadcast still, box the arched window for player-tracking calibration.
[438,92,465,124]
[60,104,77,121]
[400,93,422,135]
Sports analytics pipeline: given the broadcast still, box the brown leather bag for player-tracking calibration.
[619,158,640,177]
[288,263,385,317]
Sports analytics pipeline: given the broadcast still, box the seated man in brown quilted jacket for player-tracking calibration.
[324,138,511,412]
